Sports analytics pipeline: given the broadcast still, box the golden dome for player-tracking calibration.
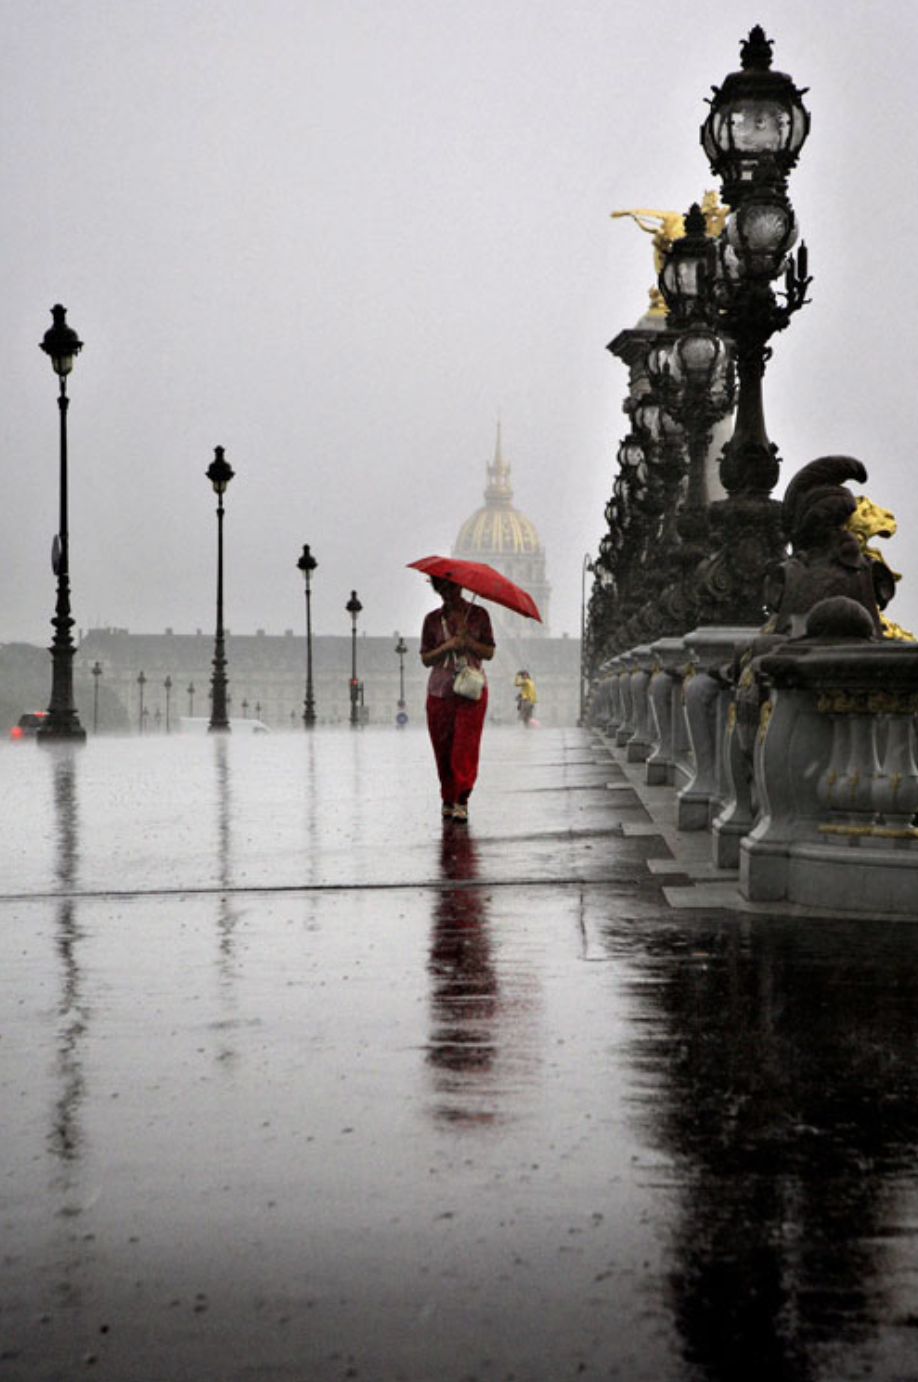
[454,426,543,557]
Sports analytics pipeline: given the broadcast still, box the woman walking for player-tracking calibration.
[420,576,495,821]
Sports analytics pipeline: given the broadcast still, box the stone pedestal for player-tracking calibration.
[740,639,918,916]
[677,626,757,831]
[646,637,686,786]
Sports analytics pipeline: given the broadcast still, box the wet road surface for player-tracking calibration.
[2,726,918,1381]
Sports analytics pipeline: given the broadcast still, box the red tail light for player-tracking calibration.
[10,726,23,739]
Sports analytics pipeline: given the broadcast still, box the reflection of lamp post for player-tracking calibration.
[187,682,195,716]
[394,634,407,725]
[38,305,86,743]
[164,676,173,733]
[91,660,103,733]
[297,544,318,728]
[206,446,235,733]
[346,591,363,728]
[137,670,146,735]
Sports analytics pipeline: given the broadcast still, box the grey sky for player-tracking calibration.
[2,0,916,646]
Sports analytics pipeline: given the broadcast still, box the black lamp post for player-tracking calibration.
[346,590,363,727]
[91,660,103,733]
[242,698,249,719]
[655,205,736,622]
[394,634,407,723]
[697,26,811,620]
[37,305,86,743]
[206,446,234,733]
[187,682,195,716]
[137,670,146,735]
[297,544,318,728]
[164,676,173,733]
[579,554,592,724]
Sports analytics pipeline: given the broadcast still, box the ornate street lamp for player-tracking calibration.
[187,682,195,716]
[658,204,719,327]
[164,675,173,733]
[37,305,86,743]
[701,25,810,207]
[394,634,407,725]
[91,660,103,733]
[137,670,147,735]
[297,543,318,728]
[346,590,363,728]
[206,446,235,733]
[697,28,811,622]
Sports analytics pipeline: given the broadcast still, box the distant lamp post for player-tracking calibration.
[137,670,147,735]
[38,304,86,743]
[164,675,173,733]
[394,634,407,726]
[579,555,592,725]
[255,700,262,720]
[297,543,318,728]
[242,698,249,719]
[91,659,103,733]
[206,445,235,733]
[187,682,195,716]
[346,590,363,728]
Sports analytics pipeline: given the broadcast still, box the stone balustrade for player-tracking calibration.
[590,625,918,918]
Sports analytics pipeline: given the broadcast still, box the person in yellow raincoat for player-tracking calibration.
[514,670,537,726]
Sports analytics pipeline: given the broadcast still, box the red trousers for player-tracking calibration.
[426,689,488,804]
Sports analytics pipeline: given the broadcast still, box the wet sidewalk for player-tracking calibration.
[3,726,918,1381]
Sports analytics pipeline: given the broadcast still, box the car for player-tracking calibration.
[10,711,48,740]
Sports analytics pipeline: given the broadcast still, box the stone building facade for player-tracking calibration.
[76,626,581,730]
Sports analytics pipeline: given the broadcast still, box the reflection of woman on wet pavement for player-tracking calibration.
[420,576,495,822]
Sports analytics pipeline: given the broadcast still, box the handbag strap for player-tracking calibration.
[441,613,469,670]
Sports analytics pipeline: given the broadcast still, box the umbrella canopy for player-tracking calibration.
[408,555,542,622]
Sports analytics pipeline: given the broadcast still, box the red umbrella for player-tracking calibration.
[408,555,542,622]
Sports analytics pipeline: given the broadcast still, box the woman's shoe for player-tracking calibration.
[451,803,468,822]
[442,802,455,819]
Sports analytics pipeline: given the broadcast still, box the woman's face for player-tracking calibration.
[433,577,461,604]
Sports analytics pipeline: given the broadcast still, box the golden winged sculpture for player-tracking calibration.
[611,190,729,312]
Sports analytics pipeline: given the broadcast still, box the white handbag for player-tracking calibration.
[452,659,485,701]
[441,614,485,700]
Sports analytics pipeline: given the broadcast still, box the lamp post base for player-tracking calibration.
[37,718,87,744]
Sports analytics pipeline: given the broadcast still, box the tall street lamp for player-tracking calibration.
[297,543,318,728]
[164,675,173,733]
[187,682,195,716]
[579,555,593,725]
[137,670,146,735]
[346,590,363,728]
[394,634,407,725]
[38,305,86,743]
[91,660,103,733]
[699,26,811,621]
[206,446,235,733]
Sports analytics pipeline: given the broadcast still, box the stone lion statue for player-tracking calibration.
[764,457,896,638]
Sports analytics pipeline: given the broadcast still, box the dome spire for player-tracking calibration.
[486,417,513,505]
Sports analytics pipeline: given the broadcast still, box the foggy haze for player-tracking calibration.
[2,0,917,647]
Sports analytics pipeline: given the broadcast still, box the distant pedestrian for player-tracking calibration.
[420,576,495,822]
[514,669,537,725]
